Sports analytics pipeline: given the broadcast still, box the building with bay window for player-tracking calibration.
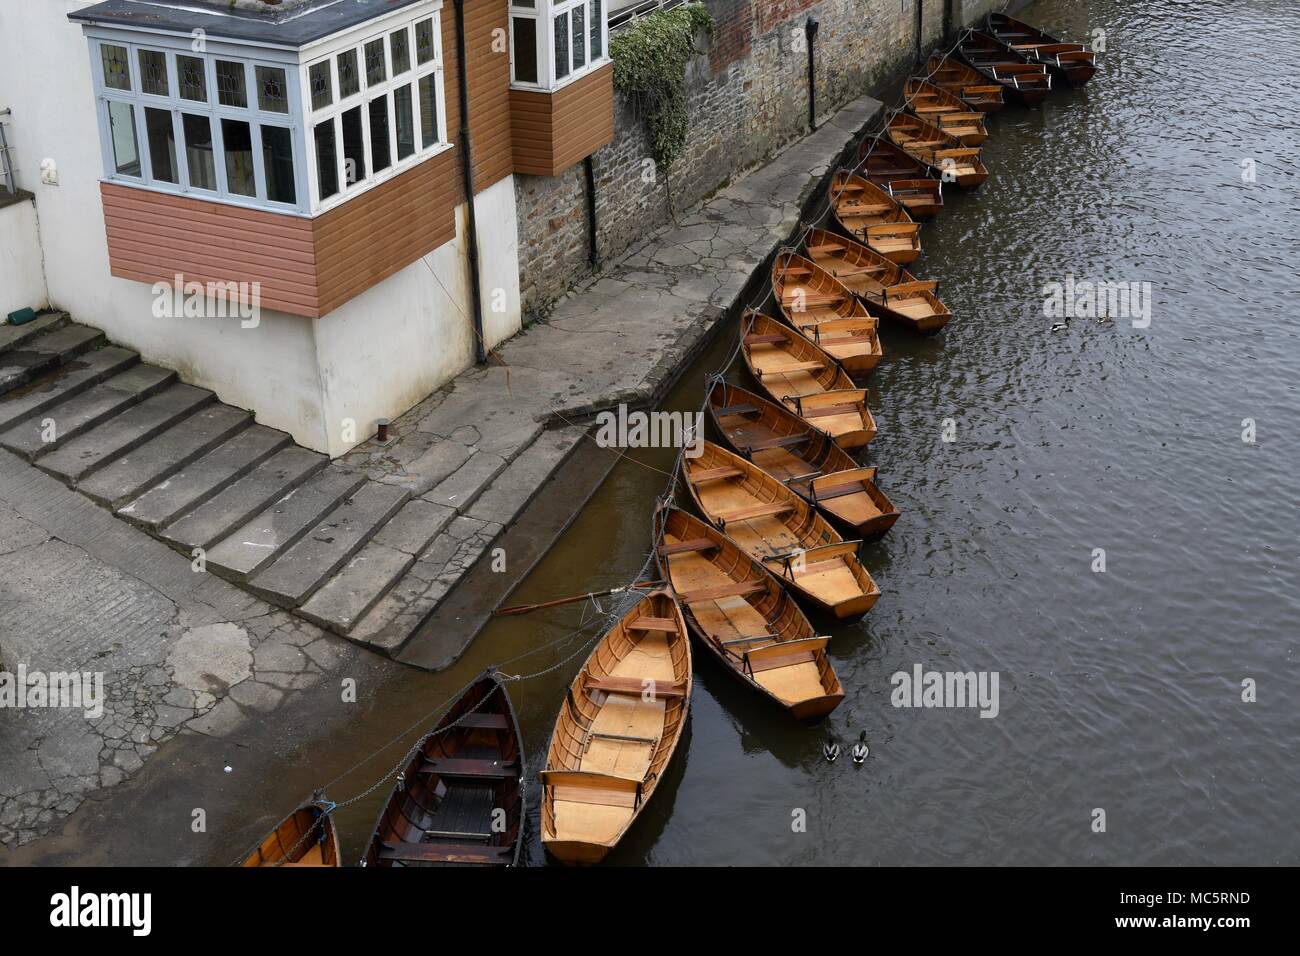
[0,0,614,456]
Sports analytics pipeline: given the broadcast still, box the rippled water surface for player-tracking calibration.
[209,0,1300,866]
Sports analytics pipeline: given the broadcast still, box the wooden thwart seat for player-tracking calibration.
[379,841,511,865]
[742,334,786,347]
[675,579,766,603]
[627,616,680,633]
[715,402,760,416]
[742,433,810,451]
[453,713,510,731]
[657,537,718,556]
[690,465,744,483]
[715,501,796,522]
[585,675,688,698]
[419,757,516,780]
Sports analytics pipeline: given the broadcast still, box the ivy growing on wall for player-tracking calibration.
[610,3,715,168]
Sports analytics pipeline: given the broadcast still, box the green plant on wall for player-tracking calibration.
[610,3,714,168]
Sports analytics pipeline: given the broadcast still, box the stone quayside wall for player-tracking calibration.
[515,0,1001,316]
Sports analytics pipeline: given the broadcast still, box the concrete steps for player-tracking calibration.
[0,315,582,660]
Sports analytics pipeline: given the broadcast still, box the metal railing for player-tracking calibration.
[609,0,688,30]
[0,108,17,194]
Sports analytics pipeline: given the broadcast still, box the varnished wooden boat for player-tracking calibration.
[741,310,876,449]
[829,170,921,263]
[855,137,944,219]
[364,673,524,867]
[241,803,341,867]
[956,32,1052,106]
[654,504,844,721]
[887,112,989,189]
[772,250,882,375]
[683,441,880,620]
[707,380,900,539]
[904,77,988,145]
[803,228,951,335]
[986,13,1096,86]
[540,590,691,864]
[925,53,1006,112]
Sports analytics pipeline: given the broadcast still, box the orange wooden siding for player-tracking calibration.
[511,65,616,177]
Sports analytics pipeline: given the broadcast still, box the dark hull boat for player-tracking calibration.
[803,228,951,335]
[363,673,525,867]
[707,380,900,539]
[986,13,1097,86]
[540,590,691,864]
[925,54,1005,112]
[956,32,1052,106]
[855,137,944,219]
[654,504,845,721]
[241,804,341,867]
[683,441,880,620]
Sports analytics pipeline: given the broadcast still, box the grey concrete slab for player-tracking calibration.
[35,384,214,482]
[0,312,67,355]
[246,481,409,606]
[422,449,507,513]
[0,364,176,458]
[0,346,139,432]
[159,445,327,550]
[371,497,455,555]
[466,427,583,524]
[296,542,414,634]
[203,468,366,579]
[77,404,253,507]
[118,424,292,531]
[0,326,106,395]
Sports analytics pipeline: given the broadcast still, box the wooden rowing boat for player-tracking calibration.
[682,441,880,620]
[363,673,525,867]
[803,228,951,335]
[654,504,845,721]
[829,170,921,263]
[540,590,691,864]
[241,803,341,866]
[855,137,944,219]
[886,112,989,189]
[741,311,876,449]
[956,32,1052,106]
[904,77,989,145]
[707,380,900,539]
[772,250,882,374]
[986,13,1096,86]
[925,53,1006,112]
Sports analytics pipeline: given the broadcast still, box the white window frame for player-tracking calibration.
[509,0,609,91]
[87,34,307,214]
[301,3,451,215]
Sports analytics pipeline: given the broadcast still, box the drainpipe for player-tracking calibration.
[805,17,819,132]
[915,0,925,65]
[943,0,955,45]
[583,155,600,267]
[454,0,487,364]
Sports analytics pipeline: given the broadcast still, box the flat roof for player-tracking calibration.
[68,0,433,48]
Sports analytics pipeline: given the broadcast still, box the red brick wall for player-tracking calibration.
[755,0,821,35]
[708,0,753,70]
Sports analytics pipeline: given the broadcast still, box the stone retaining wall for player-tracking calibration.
[515,0,1002,317]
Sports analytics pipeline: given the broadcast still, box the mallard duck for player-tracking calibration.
[852,731,869,764]
[824,737,840,763]
[1050,317,1070,333]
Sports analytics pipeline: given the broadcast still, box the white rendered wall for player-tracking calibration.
[0,198,49,316]
[0,1,523,457]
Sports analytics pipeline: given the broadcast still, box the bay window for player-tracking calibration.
[510,0,609,90]
[303,11,449,210]
[89,37,304,212]
[82,1,448,216]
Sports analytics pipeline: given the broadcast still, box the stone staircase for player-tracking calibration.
[0,314,576,653]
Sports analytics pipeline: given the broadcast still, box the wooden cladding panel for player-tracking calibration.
[464,0,514,191]
[100,183,321,315]
[311,149,459,315]
[511,65,615,177]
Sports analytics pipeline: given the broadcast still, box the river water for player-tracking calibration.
[231,0,1300,865]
